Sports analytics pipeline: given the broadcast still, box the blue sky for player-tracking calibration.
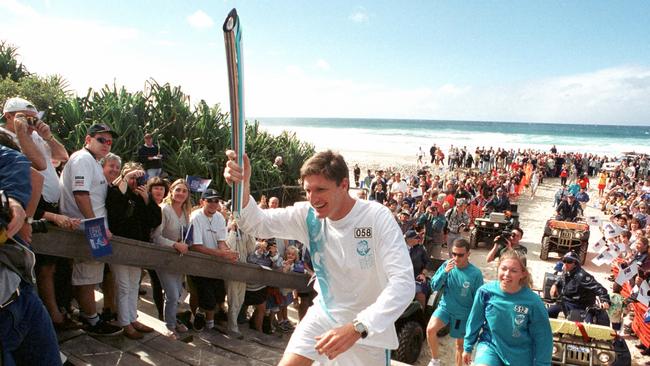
[1,0,649,124]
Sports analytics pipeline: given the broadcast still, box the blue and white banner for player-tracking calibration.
[83,217,112,258]
[182,224,194,246]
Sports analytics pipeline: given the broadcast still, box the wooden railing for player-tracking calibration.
[31,226,310,291]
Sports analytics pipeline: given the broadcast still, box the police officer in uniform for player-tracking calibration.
[548,252,611,326]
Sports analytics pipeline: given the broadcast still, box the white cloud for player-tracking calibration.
[315,59,330,71]
[154,40,176,47]
[1,2,647,125]
[245,65,650,125]
[0,0,37,17]
[0,2,229,108]
[186,10,214,29]
[348,8,369,23]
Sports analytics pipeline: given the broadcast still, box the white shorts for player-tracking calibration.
[72,259,105,286]
[285,307,390,366]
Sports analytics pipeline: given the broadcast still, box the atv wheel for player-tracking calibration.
[392,321,424,364]
[540,236,549,261]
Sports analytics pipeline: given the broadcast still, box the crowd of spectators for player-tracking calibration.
[2,94,649,364]
[0,97,317,365]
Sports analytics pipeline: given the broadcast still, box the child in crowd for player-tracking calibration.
[273,245,302,332]
[608,283,625,335]
[245,239,274,332]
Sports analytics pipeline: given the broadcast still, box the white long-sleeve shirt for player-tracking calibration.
[238,196,414,349]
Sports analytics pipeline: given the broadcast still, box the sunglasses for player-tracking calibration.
[95,136,113,146]
[451,252,466,257]
[205,198,220,203]
[562,260,576,264]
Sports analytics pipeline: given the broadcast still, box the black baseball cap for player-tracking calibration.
[87,123,118,138]
[201,189,221,200]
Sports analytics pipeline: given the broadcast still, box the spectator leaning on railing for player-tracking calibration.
[59,123,123,336]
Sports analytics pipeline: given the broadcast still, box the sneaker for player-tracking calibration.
[427,359,441,366]
[278,320,295,332]
[99,310,117,323]
[165,329,180,340]
[86,320,123,336]
[227,329,244,340]
[194,312,206,332]
[176,321,189,333]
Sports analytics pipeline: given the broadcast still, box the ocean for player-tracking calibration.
[256,118,650,164]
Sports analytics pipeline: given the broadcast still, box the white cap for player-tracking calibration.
[3,97,38,114]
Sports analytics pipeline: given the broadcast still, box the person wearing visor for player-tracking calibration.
[548,251,611,325]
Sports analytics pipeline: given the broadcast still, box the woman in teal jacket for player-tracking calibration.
[463,250,553,366]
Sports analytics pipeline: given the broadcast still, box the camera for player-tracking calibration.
[25,116,39,126]
[494,230,513,246]
[31,218,48,234]
[136,175,147,186]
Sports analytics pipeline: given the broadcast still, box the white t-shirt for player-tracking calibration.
[59,149,108,219]
[390,180,408,194]
[238,196,414,349]
[189,209,227,249]
[31,132,61,203]
[0,127,60,203]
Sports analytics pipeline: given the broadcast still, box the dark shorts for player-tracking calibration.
[189,276,225,311]
[244,287,267,306]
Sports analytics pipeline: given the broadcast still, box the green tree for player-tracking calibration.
[0,41,29,81]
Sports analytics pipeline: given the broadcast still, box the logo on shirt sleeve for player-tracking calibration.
[74,175,85,187]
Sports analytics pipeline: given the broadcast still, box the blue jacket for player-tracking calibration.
[0,145,32,208]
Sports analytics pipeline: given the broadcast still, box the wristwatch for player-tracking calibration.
[352,319,368,339]
[25,217,33,225]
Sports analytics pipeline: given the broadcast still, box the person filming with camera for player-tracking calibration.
[486,227,526,263]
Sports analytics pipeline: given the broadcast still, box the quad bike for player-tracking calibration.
[392,257,449,363]
[538,273,631,366]
[469,204,520,248]
[540,218,590,264]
